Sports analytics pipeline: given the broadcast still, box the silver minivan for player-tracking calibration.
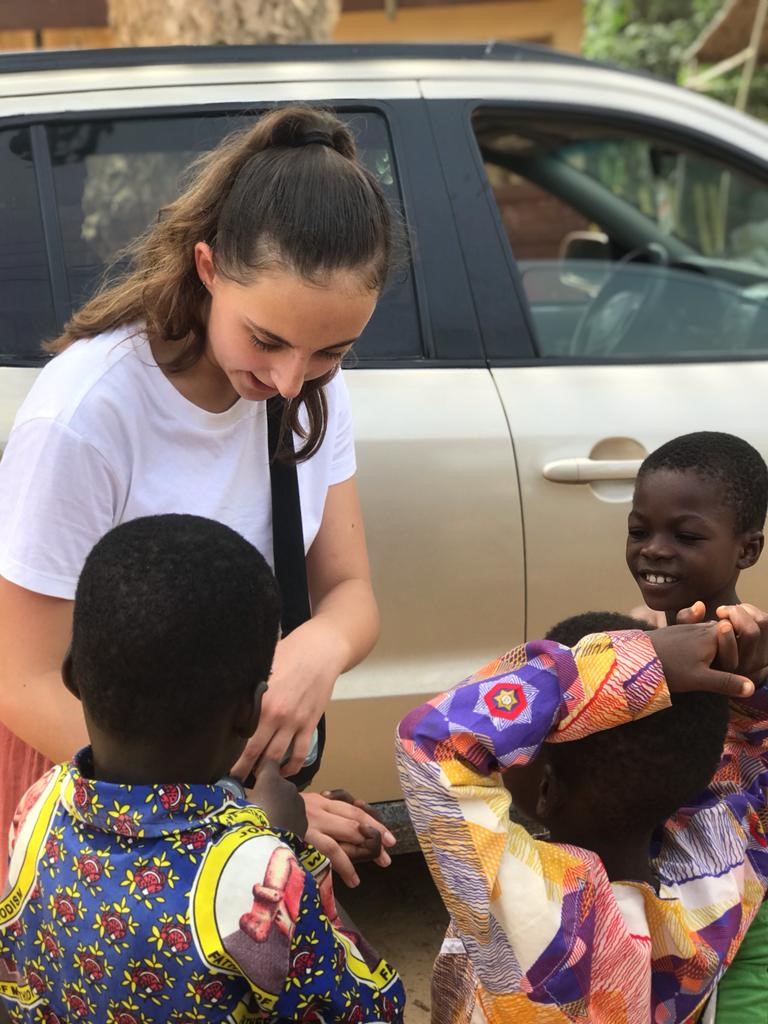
[2,43,768,806]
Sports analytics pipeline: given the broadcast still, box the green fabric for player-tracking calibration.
[715,900,768,1022]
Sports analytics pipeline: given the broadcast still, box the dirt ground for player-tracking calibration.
[341,852,449,1021]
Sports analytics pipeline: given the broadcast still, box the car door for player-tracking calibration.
[426,87,768,638]
[0,70,525,802]
[308,98,525,800]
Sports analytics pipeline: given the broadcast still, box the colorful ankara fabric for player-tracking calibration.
[0,749,404,1023]
[396,630,768,1024]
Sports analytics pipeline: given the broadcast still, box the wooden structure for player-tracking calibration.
[685,0,768,109]
[688,0,768,62]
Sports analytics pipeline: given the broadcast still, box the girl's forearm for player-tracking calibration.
[0,670,88,763]
[309,578,380,674]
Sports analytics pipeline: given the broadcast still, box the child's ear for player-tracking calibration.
[738,530,764,570]
[536,762,563,822]
[233,681,267,740]
[61,648,81,701]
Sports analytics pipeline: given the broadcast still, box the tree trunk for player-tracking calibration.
[81,1,341,262]
[108,0,341,46]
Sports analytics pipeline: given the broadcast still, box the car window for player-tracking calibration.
[558,136,768,263]
[473,110,768,360]
[0,126,58,361]
[0,110,420,364]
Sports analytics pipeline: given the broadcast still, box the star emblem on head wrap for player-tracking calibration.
[490,685,522,715]
[474,675,536,728]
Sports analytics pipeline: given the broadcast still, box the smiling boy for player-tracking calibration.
[626,431,766,624]
[626,431,768,1023]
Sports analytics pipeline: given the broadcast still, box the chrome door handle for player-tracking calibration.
[543,458,642,483]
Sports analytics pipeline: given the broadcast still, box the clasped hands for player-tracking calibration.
[246,761,396,888]
[649,601,768,697]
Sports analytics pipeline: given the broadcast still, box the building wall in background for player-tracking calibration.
[333,1,582,52]
[0,0,582,54]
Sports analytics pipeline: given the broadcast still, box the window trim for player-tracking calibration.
[30,123,71,326]
[426,99,539,361]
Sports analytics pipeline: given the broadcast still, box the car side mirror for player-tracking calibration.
[559,230,611,262]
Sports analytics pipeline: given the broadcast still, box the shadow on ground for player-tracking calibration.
[341,851,449,1021]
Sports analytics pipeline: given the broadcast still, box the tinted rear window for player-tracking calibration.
[0,110,422,363]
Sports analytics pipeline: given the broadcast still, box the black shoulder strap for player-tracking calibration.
[267,397,311,636]
[265,397,325,790]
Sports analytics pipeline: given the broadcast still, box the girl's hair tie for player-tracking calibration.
[298,130,336,149]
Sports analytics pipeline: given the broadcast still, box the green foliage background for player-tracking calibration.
[582,0,768,117]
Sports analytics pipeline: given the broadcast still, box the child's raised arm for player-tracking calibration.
[395,632,666,996]
[395,624,746,1012]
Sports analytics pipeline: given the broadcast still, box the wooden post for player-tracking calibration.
[736,0,768,110]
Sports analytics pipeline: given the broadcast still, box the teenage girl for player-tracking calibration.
[0,105,399,888]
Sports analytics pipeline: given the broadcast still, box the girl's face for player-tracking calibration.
[195,244,377,403]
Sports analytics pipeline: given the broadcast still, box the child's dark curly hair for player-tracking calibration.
[71,514,281,741]
[545,612,728,838]
[638,431,768,534]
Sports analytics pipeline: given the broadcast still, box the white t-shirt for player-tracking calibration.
[0,328,356,599]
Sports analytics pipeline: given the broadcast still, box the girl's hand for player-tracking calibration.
[302,791,396,888]
[231,619,344,781]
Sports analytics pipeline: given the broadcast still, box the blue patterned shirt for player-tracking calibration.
[0,750,404,1023]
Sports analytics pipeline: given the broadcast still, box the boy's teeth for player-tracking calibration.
[644,573,676,585]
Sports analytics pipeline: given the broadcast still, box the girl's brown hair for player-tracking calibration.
[48,105,400,460]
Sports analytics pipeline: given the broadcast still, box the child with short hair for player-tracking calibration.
[625,431,768,1023]
[396,609,768,1022]
[627,430,767,625]
[0,514,404,1023]
[545,610,653,647]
